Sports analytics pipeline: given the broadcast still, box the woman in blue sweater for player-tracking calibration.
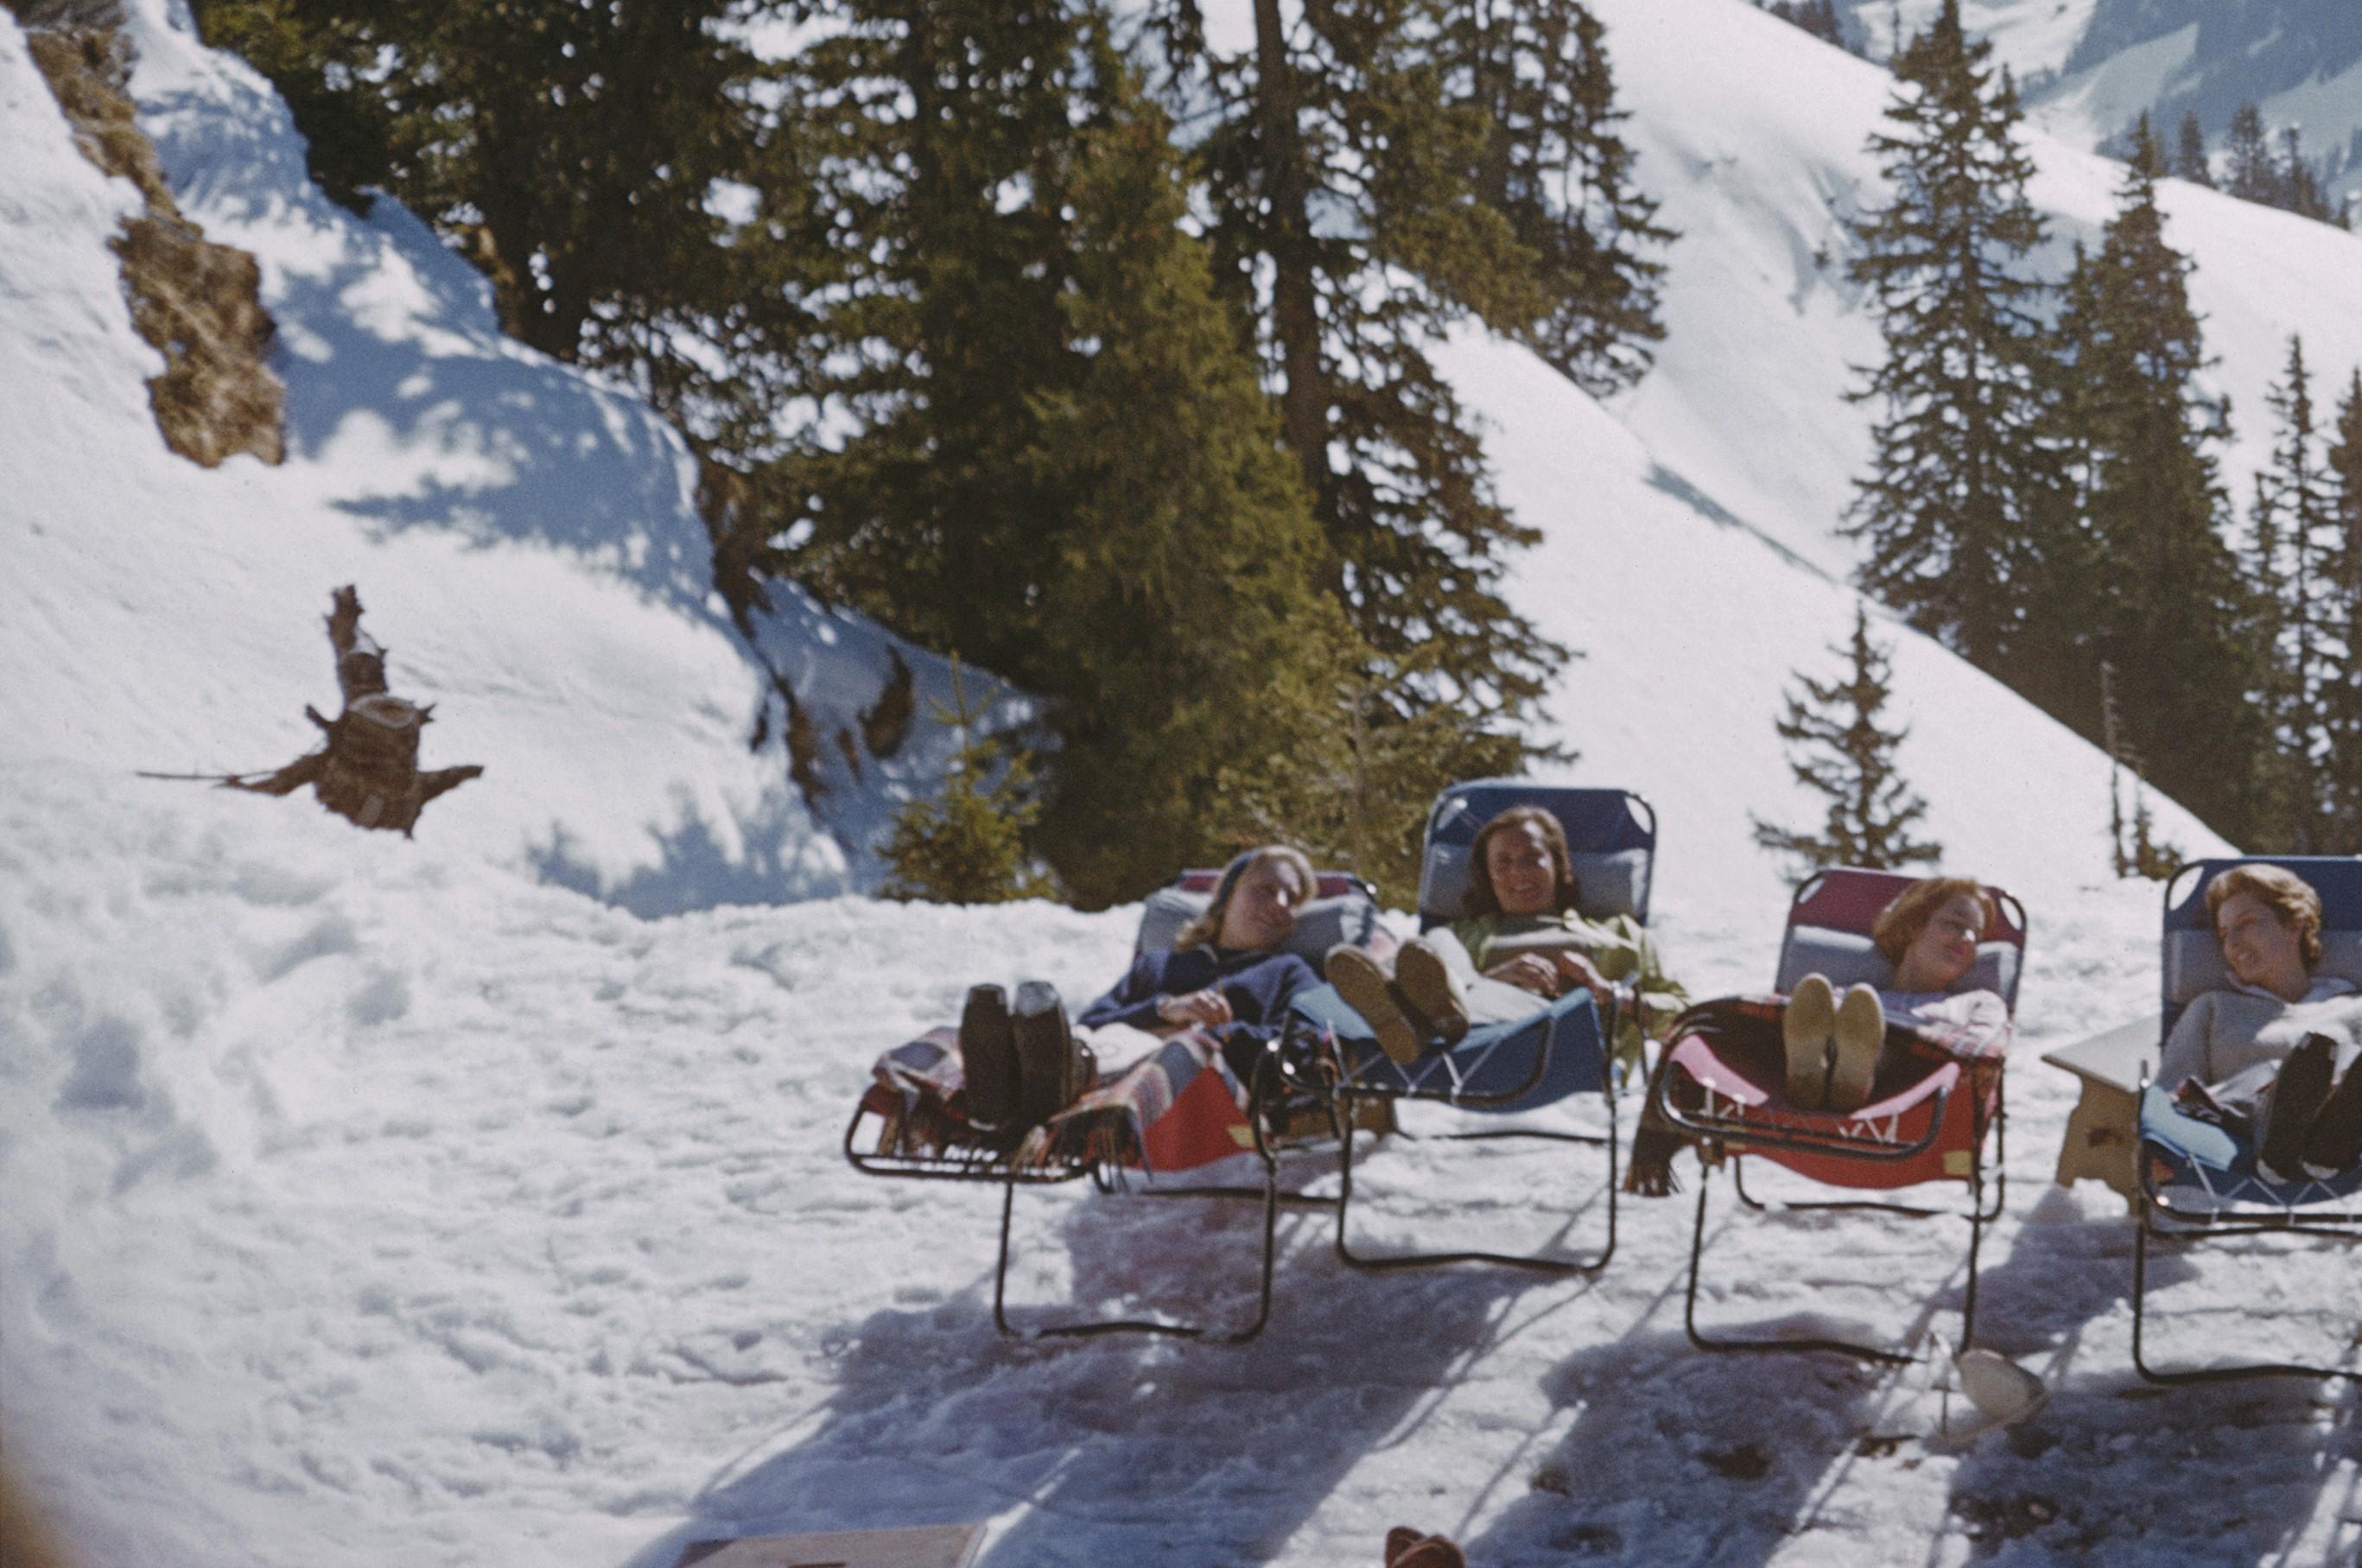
[1079,845,1320,1082]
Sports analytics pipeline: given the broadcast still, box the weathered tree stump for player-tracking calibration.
[166,587,483,835]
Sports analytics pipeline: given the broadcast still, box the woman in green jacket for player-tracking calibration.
[1327,804,1686,1071]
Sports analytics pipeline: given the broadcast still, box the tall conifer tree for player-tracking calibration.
[1845,0,2060,676]
[2173,111,2213,187]
[2252,336,2340,846]
[2325,370,2362,845]
[2048,117,2261,835]
[2225,104,2277,203]
[773,6,1349,903]
[1147,0,1670,808]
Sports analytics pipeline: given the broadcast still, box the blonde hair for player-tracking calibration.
[2206,863,2324,968]
[1174,846,1315,951]
[1871,876,1995,965]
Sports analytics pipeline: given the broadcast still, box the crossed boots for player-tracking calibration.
[1325,939,1472,1065]
[2256,1032,2362,1183]
[1781,974,1888,1114]
[957,981,1096,1138]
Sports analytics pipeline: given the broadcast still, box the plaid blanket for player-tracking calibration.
[860,1027,987,1158]
[1025,1031,1257,1178]
[860,1026,1260,1180]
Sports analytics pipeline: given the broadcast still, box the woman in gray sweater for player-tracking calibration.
[2162,863,2362,1178]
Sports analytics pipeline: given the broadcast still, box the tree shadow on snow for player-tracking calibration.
[624,1176,1597,1568]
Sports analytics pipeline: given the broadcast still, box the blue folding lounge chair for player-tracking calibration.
[1287,782,1655,1273]
[1649,867,2026,1362]
[843,868,1381,1343]
[2132,856,2362,1383]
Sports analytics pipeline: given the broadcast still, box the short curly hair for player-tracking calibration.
[1870,877,1995,966]
[2206,863,2323,969]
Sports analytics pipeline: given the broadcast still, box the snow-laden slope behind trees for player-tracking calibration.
[0,2,1023,917]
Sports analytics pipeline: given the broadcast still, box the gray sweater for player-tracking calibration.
[2159,983,2362,1117]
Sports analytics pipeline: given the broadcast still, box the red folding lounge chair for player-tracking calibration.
[1648,867,2026,1362]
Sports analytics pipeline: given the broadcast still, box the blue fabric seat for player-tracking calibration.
[2131,856,2362,1383]
[2139,1084,2362,1211]
[1291,984,1603,1115]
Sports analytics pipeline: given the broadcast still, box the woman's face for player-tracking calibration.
[2217,892,2308,993]
[1895,892,1985,992]
[1216,859,1306,950]
[1484,822,1560,919]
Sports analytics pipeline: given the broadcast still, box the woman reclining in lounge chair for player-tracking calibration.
[1325,804,1686,1068]
[2160,863,2362,1181]
[1779,876,2011,1114]
[1073,844,1322,1084]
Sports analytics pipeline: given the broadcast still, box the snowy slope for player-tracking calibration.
[0,3,1023,919]
[1606,0,2362,598]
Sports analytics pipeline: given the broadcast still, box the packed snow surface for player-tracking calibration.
[10,0,2362,1564]
[13,765,2362,1568]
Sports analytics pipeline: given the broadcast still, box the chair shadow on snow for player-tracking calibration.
[1460,1327,1888,1567]
[1933,1185,2360,1565]
[623,1183,1577,1568]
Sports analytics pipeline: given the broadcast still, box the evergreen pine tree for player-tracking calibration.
[1750,605,1941,881]
[2325,369,2362,846]
[879,661,1050,904]
[2173,111,2213,187]
[777,10,1353,905]
[1845,0,2062,677]
[2048,124,2263,836]
[1147,0,1672,806]
[2276,127,2338,223]
[2225,103,2277,203]
[2252,336,2340,846]
[1450,0,1675,394]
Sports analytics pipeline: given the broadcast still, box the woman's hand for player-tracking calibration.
[1484,953,1564,997]
[1554,951,1614,1009]
[1156,988,1234,1028]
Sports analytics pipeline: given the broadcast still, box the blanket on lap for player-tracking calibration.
[861,1028,1262,1184]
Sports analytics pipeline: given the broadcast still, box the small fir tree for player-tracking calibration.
[2099,661,2184,879]
[1751,605,1941,881]
[879,661,1048,905]
[2225,103,2277,203]
[1845,0,2063,678]
[2173,111,2213,187]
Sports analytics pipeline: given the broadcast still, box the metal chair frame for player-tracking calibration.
[844,1046,1317,1343]
[2128,857,2362,1383]
[1325,994,1621,1273]
[1654,870,2024,1363]
[1315,784,1656,1273]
